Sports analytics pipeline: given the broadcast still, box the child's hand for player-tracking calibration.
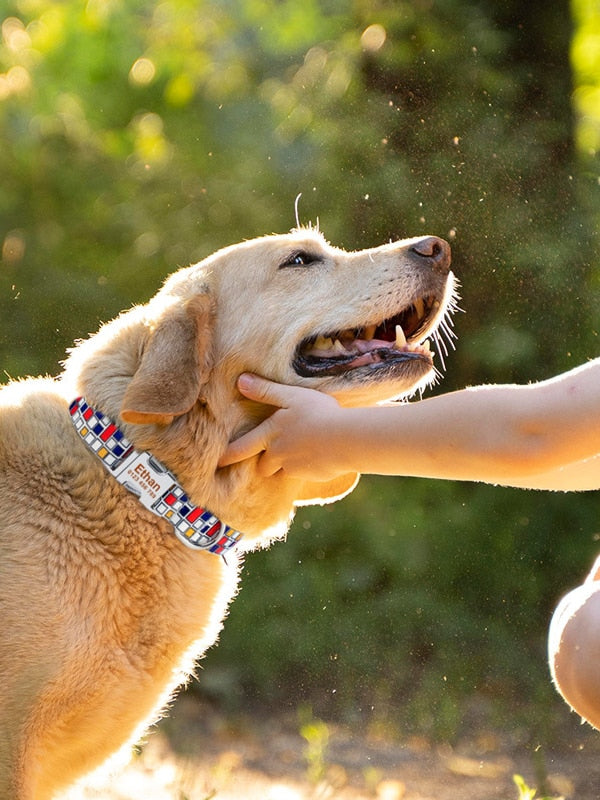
[218,374,345,480]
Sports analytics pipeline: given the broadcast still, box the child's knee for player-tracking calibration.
[549,581,600,729]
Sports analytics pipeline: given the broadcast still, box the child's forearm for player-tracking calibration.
[334,371,600,484]
[221,360,600,489]
[325,393,530,481]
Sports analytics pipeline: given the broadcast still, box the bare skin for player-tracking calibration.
[219,359,600,731]
[219,359,600,492]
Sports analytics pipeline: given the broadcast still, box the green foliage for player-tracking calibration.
[2,0,600,742]
[513,773,563,800]
[514,775,538,800]
[203,477,600,739]
[299,707,331,783]
[571,0,600,158]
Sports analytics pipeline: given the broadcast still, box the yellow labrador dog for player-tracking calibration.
[0,228,456,799]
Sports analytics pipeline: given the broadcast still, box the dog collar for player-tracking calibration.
[69,397,242,555]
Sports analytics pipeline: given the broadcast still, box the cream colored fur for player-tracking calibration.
[0,229,454,799]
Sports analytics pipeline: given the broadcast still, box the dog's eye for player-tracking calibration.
[279,251,319,269]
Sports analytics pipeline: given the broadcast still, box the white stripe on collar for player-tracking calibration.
[69,397,242,555]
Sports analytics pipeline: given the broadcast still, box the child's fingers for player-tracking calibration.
[218,376,297,468]
[219,374,327,470]
[218,422,271,467]
[236,373,317,409]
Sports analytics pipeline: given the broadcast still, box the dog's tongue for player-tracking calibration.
[343,350,394,368]
[307,325,408,358]
[344,340,433,368]
[297,324,434,378]
[354,333,401,354]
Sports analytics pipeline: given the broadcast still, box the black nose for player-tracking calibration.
[410,236,451,272]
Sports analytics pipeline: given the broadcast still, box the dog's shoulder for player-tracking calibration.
[0,377,71,466]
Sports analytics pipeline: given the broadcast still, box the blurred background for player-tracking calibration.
[2,0,600,762]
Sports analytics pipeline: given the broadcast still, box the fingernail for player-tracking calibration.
[238,373,254,390]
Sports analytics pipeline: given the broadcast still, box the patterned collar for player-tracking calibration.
[69,397,242,556]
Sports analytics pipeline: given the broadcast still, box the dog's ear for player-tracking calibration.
[121,294,213,426]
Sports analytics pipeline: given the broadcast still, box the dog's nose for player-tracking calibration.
[409,236,451,272]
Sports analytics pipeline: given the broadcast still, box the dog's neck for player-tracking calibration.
[60,312,354,548]
[69,397,243,556]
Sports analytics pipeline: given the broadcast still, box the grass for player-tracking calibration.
[298,708,330,784]
[58,698,589,800]
[513,774,564,800]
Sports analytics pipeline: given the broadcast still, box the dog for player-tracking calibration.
[0,227,456,799]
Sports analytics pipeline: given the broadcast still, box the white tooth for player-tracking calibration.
[333,339,347,354]
[395,325,407,348]
[422,339,431,352]
[364,325,377,340]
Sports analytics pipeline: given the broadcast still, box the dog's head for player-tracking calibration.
[64,229,457,540]
[118,229,457,425]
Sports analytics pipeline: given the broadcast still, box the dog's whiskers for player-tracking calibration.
[429,285,462,372]
[294,193,302,229]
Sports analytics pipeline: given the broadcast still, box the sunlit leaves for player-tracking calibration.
[128,56,156,87]
[571,0,600,157]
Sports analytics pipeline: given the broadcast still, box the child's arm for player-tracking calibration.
[219,359,600,491]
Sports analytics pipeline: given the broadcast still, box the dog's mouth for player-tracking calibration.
[293,290,451,379]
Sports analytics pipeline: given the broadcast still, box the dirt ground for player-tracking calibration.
[59,695,600,800]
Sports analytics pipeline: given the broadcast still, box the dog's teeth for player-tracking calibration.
[364,325,377,340]
[414,298,425,318]
[422,339,431,352]
[333,339,347,354]
[395,325,407,348]
[313,336,334,351]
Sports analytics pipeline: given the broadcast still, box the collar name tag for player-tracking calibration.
[69,397,242,556]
